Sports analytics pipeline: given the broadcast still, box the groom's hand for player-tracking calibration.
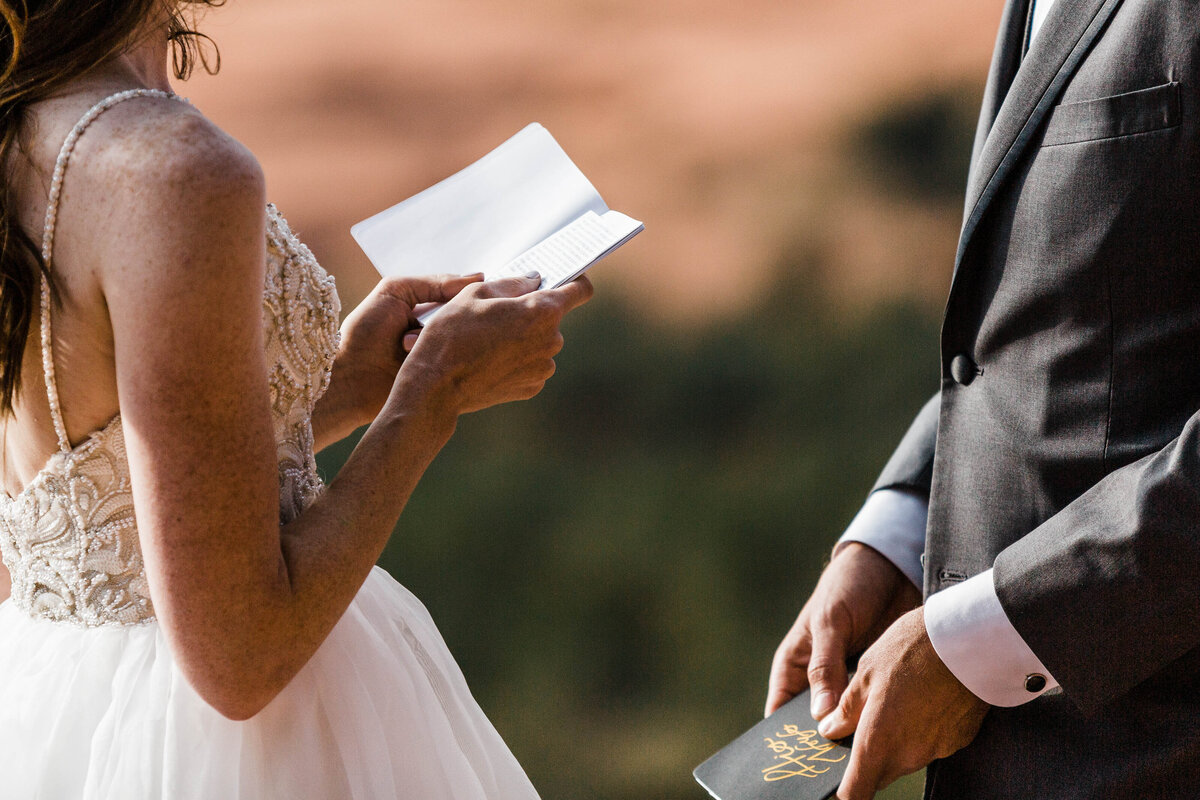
[766,543,921,719]
[817,608,989,800]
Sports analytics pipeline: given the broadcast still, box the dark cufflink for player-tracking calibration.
[1024,673,1047,693]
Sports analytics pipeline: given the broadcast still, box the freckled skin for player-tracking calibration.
[0,13,593,720]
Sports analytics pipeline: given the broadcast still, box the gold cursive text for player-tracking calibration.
[761,727,846,782]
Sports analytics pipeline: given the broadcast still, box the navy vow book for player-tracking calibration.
[694,689,851,800]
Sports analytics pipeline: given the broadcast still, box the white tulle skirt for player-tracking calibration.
[0,567,540,800]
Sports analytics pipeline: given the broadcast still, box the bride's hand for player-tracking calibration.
[399,273,594,415]
[328,274,484,430]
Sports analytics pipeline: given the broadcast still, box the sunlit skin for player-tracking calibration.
[0,6,592,720]
[767,542,989,799]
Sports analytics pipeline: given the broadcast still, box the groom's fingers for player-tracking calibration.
[833,688,885,800]
[766,624,812,717]
[807,614,850,721]
[819,671,867,740]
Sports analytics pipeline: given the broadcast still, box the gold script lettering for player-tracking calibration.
[776,726,847,763]
[760,727,847,782]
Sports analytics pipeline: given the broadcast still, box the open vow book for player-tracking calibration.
[351,124,644,326]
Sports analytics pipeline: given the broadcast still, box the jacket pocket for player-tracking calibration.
[1041,81,1180,146]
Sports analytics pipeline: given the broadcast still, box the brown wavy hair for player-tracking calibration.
[0,0,222,414]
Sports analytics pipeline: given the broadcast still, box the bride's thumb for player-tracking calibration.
[380,273,484,306]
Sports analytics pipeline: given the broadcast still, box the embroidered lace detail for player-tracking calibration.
[264,205,341,523]
[0,209,341,627]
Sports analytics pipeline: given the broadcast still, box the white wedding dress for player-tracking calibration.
[0,90,540,800]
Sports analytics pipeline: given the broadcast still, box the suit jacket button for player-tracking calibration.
[950,354,978,385]
[1025,673,1047,693]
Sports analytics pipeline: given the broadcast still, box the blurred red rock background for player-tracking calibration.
[185,0,1004,321]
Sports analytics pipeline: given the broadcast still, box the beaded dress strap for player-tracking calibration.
[39,88,190,453]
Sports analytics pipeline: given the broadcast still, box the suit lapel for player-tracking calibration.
[964,0,1029,214]
[955,0,1124,270]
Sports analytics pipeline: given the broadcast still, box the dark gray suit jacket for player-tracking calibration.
[873,0,1200,796]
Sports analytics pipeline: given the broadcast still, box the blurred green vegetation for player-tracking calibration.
[315,85,977,800]
[318,267,940,799]
[855,84,981,204]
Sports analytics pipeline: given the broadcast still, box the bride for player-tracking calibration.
[0,1,593,797]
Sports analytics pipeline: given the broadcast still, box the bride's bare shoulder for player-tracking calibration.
[50,93,268,287]
[76,94,265,214]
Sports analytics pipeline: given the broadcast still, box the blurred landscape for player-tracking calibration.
[185,0,1005,797]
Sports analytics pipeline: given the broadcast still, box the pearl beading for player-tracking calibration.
[39,89,190,453]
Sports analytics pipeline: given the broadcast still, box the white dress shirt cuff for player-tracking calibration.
[835,489,926,588]
[925,569,1059,707]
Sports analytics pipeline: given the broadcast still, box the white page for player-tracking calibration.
[416,209,643,326]
[489,211,642,284]
[352,124,609,278]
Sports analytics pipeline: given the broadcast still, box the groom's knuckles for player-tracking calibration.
[806,612,849,683]
[805,655,845,697]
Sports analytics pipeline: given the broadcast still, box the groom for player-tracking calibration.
[768,0,1200,798]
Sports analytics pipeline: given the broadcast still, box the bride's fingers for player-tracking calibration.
[402,330,420,352]
[381,273,484,307]
[470,272,543,300]
[546,275,594,312]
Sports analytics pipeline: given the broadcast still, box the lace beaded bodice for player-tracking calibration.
[0,92,340,628]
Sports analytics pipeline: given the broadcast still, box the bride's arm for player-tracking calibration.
[0,561,9,603]
[99,114,589,720]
